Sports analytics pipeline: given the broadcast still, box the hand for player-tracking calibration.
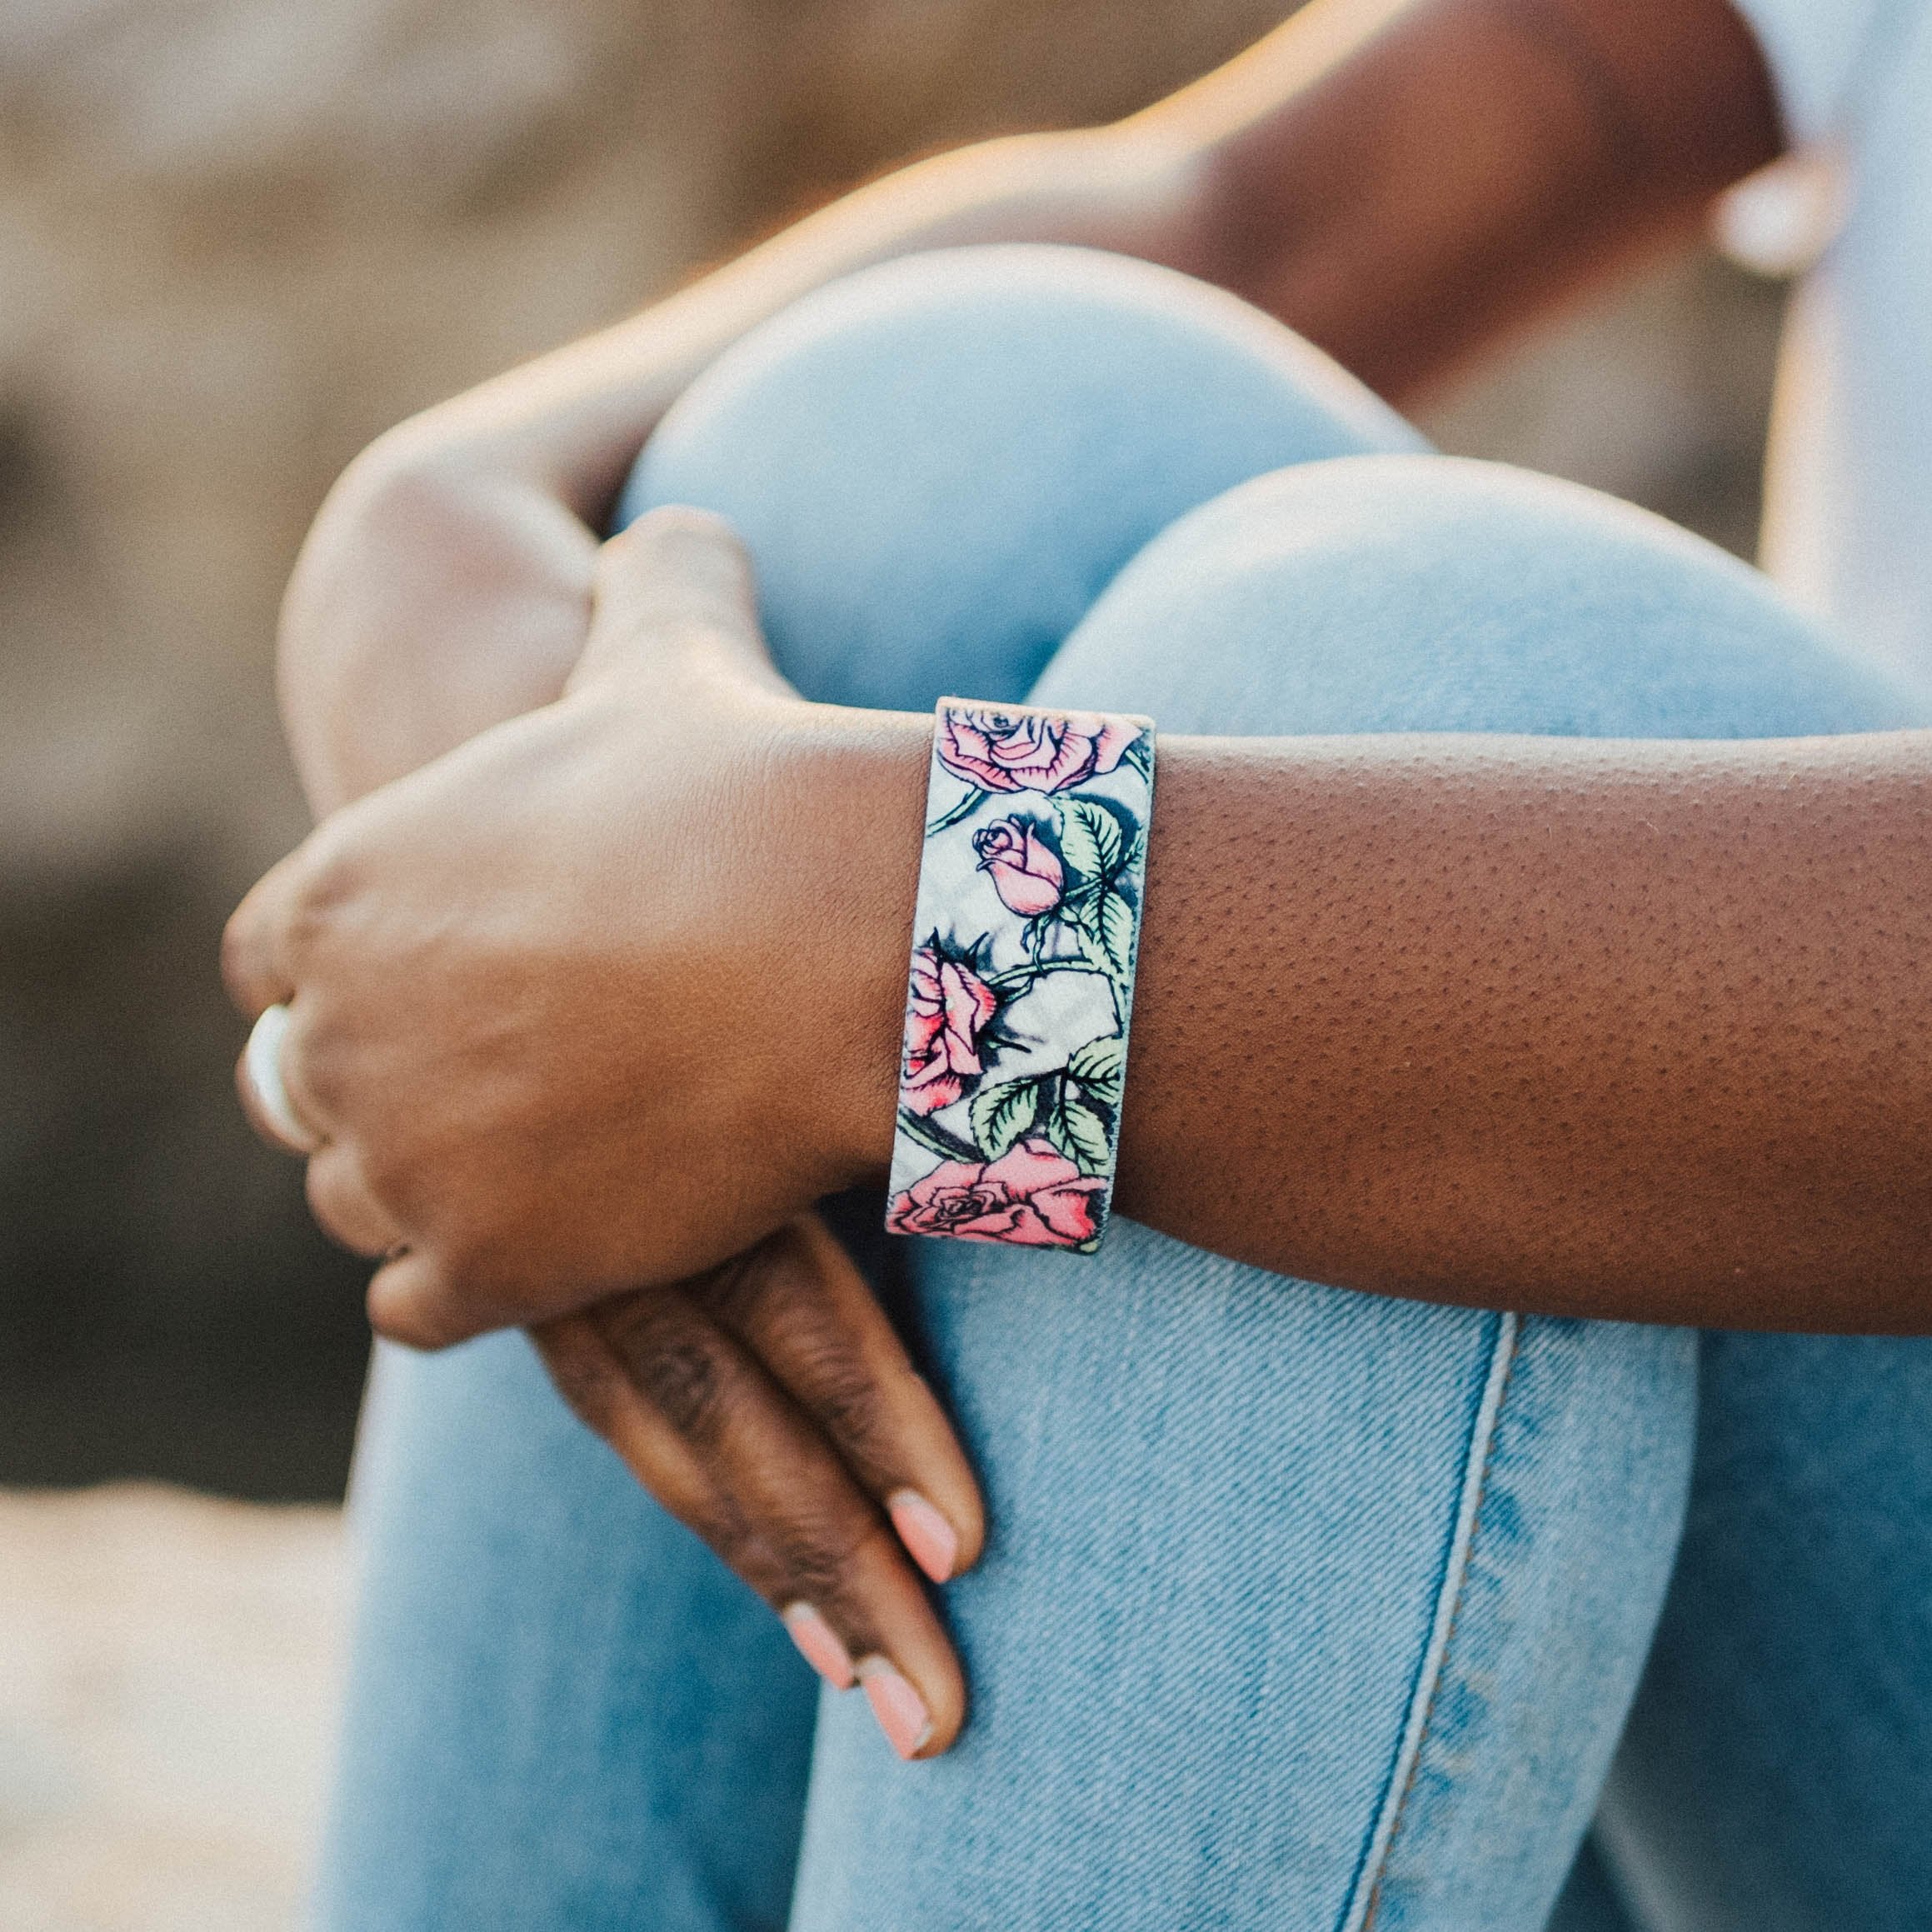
[534,1213,982,1756]
[239,507,979,1754]
[226,507,923,1342]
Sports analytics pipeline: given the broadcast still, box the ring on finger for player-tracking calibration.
[243,1002,324,1155]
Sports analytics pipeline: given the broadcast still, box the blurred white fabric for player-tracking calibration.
[1734,0,1932,686]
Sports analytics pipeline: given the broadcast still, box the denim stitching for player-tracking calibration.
[1335,1310,1522,1932]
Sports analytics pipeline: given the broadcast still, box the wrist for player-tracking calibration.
[783,704,931,1190]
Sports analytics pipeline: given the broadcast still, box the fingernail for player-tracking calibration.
[888,1489,960,1584]
[856,1657,933,1760]
[781,1602,855,1690]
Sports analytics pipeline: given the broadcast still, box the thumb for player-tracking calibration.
[569,505,790,697]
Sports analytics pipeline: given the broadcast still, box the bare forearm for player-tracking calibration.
[283,0,1780,810]
[279,127,1199,807]
[388,0,1780,489]
[832,726,1932,1333]
[375,129,1201,522]
[1125,732,1932,1330]
[1166,0,1782,400]
[362,0,1780,499]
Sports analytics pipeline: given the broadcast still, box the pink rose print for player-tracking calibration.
[973,816,1064,917]
[901,946,999,1116]
[889,698,1152,1255]
[886,1138,1107,1248]
[937,707,1140,796]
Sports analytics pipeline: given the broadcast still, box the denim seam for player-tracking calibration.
[1335,1310,1522,1932]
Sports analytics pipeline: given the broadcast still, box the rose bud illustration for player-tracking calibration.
[974,816,1065,916]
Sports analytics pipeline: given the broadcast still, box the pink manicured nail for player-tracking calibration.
[888,1489,960,1584]
[857,1657,933,1760]
[781,1603,855,1690]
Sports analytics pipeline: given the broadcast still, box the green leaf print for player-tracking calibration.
[1066,1033,1126,1100]
[1098,890,1136,981]
[1054,796,1124,886]
[970,1076,1046,1160]
[1045,1089,1115,1176]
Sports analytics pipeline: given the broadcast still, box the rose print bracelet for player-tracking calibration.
[885,697,1155,1253]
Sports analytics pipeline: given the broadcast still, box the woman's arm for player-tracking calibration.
[283,0,1779,811]
[827,722,1932,1334]
[227,515,1932,1342]
[241,2,1795,1735]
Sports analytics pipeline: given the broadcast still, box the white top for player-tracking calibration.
[1733,0,1932,691]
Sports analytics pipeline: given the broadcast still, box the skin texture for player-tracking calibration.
[239,0,1803,1750]
[1116,735,1932,1330]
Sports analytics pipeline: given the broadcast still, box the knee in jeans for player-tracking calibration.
[1031,455,1920,741]
[617,246,1417,713]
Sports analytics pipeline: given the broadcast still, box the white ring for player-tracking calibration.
[244,1003,323,1154]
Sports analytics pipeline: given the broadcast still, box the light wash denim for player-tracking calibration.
[317,247,1932,1932]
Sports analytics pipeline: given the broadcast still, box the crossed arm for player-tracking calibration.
[284,0,1779,811]
[273,0,1930,1330]
[231,0,1932,1756]
[237,519,1932,1341]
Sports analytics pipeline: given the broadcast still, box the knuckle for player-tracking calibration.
[366,1290,445,1352]
[593,1288,677,1357]
[309,436,460,572]
[805,1350,888,1450]
[218,908,265,1009]
[775,1328,899,1476]
[349,1132,410,1211]
[304,1161,359,1252]
[686,1246,781,1327]
[289,831,362,930]
[371,1311,442,1352]
[669,1489,788,1605]
[371,1241,501,1351]
[702,1500,770,1585]
[624,1326,731,1446]
[291,1039,347,1126]
[771,1500,881,1607]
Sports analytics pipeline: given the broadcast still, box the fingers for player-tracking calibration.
[532,1291,968,1760]
[305,1141,405,1259]
[691,1216,986,1583]
[221,851,309,1018]
[569,506,791,699]
[365,1246,498,1351]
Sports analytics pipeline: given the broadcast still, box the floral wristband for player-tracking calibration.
[885,697,1155,1253]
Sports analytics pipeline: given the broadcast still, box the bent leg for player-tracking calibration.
[1596,1333,1932,1932]
[316,1335,820,1932]
[325,242,1930,1931]
[634,259,1921,1929]
[620,243,1421,713]
[778,452,1917,1932]
[318,245,1415,1930]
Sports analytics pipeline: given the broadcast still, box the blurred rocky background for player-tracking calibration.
[0,0,1790,1921]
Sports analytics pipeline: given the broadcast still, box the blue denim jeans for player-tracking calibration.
[317,247,1932,1932]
